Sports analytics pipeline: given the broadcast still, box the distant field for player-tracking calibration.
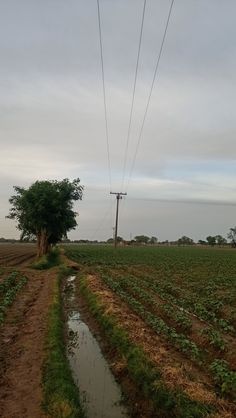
[0,243,36,268]
[65,245,236,416]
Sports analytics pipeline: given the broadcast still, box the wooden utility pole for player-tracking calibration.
[110,192,127,248]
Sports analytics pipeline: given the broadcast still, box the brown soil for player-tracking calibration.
[0,245,55,418]
[0,243,37,267]
[81,273,236,417]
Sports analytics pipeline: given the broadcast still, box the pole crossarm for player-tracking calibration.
[110,192,127,196]
[110,192,127,248]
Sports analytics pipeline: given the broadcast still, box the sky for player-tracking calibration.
[1,0,236,242]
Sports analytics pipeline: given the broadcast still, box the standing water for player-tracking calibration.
[66,277,129,418]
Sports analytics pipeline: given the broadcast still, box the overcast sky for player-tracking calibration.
[1,0,236,242]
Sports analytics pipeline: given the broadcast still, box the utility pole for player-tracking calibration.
[110,192,127,248]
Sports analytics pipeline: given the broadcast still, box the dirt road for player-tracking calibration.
[0,245,55,418]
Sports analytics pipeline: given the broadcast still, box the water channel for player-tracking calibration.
[66,276,129,418]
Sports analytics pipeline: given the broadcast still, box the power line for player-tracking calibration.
[127,197,236,207]
[121,0,147,191]
[89,200,114,241]
[126,0,175,191]
[97,0,112,191]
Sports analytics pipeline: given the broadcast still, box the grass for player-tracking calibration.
[32,247,61,270]
[42,269,84,418]
[79,275,214,418]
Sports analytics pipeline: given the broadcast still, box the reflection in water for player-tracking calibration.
[67,309,128,418]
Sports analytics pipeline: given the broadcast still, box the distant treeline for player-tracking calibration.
[1,230,235,247]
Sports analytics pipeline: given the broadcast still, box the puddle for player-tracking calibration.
[67,275,76,283]
[66,277,129,418]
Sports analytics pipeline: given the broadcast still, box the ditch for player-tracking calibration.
[65,275,129,418]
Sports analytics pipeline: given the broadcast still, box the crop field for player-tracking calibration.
[1,243,236,417]
[65,245,236,417]
[0,243,54,418]
[0,243,36,268]
[0,244,36,325]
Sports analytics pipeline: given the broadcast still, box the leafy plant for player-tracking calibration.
[210,359,236,396]
[0,271,27,324]
[200,328,226,351]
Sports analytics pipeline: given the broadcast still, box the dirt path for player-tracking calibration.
[0,268,56,418]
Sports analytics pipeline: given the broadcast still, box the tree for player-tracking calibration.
[150,236,158,245]
[134,235,150,244]
[198,240,207,245]
[206,236,216,247]
[215,235,227,246]
[228,227,236,248]
[178,236,194,246]
[107,238,114,244]
[7,178,83,257]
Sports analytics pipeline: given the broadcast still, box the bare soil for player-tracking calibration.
[0,244,55,418]
[0,243,36,267]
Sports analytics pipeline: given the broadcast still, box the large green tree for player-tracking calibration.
[7,178,83,257]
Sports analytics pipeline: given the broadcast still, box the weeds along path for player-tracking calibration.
[0,267,56,418]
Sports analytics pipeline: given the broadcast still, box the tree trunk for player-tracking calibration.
[37,229,49,257]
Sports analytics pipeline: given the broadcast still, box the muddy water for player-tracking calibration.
[66,277,129,418]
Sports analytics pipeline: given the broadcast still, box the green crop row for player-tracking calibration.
[68,245,236,335]
[0,271,27,324]
[102,274,236,398]
[102,274,202,361]
[78,275,214,418]
[103,270,193,333]
[132,273,235,334]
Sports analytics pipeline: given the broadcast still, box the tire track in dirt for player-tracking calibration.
[0,268,56,418]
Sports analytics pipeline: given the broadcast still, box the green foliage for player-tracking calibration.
[178,236,194,246]
[134,235,150,244]
[206,236,216,247]
[200,328,226,351]
[150,236,158,244]
[65,244,236,401]
[8,178,83,255]
[0,271,27,324]
[210,360,236,396]
[42,274,84,418]
[32,248,61,270]
[162,304,192,331]
[215,235,227,246]
[79,276,213,417]
[102,274,202,362]
[228,227,236,248]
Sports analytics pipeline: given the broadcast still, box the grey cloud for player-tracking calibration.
[1,0,236,240]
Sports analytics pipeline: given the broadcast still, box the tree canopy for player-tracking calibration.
[8,178,83,256]
[134,235,150,244]
[206,235,216,247]
[178,236,194,246]
[228,227,236,248]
